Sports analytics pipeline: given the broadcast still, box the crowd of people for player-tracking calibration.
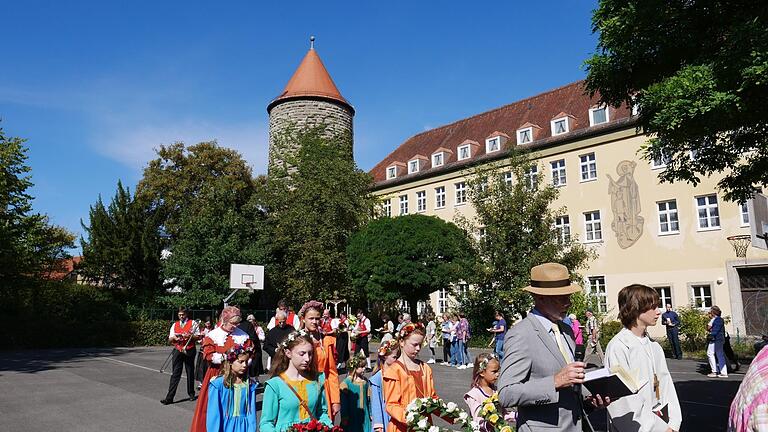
[159,261,767,432]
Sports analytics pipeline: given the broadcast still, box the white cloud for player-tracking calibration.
[92,119,270,175]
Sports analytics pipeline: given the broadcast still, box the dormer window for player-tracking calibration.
[486,137,500,153]
[589,106,609,126]
[517,127,533,144]
[551,117,569,136]
[432,152,444,167]
[408,159,420,174]
[386,166,397,179]
[458,145,471,160]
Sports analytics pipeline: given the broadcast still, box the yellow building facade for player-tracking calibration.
[369,81,768,337]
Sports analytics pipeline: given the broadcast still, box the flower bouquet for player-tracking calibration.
[478,394,515,432]
[289,419,343,432]
[405,397,475,432]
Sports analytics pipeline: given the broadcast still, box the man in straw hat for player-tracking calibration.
[498,262,609,432]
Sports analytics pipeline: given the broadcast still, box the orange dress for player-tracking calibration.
[189,327,252,432]
[314,335,341,409]
[382,360,437,432]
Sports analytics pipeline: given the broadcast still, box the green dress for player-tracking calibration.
[340,376,371,432]
[259,373,332,432]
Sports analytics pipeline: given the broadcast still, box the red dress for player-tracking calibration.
[188,326,252,432]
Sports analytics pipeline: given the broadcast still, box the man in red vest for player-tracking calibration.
[355,309,372,370]
[161,307,200,405]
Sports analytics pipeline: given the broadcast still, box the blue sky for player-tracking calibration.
[1,1,599,244]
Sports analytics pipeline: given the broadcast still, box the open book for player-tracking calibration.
[583,365,647,400]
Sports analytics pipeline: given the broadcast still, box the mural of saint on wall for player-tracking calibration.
[607,160,644,249]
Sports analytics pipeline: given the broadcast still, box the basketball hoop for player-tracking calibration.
[727,234,752,259]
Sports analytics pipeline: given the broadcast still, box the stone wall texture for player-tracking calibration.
[268,98,354,175]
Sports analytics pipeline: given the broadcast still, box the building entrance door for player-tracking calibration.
[738,266,768,336]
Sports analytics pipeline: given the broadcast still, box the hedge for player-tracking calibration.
[1,319,170,349]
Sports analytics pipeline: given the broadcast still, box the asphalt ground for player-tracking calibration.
[0,345,744,431]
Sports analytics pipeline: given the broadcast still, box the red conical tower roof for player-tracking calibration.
[268,40,352,113]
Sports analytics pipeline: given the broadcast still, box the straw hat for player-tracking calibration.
[523,263,581,296]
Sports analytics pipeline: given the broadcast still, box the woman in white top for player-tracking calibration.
[605,284,682,432]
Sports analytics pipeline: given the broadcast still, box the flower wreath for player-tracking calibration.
[347,352,367,370]
[299,300,325,317]
[398,322,425,340]
[279,329,312,349]
[477,393,514,432]
[478,354,499,373]
[225,343,254,362]
[377,338,399,357]
[405,397,475,432]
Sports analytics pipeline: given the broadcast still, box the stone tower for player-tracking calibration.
[267,38,354,176]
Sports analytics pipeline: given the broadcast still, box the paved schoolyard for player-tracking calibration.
[0,346,744,431]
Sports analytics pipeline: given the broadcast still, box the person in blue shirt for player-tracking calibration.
[661,304,682,360]
[488,311,507,358]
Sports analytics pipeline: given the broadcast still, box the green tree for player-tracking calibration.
[584,0,768,202]
[456,151,596,320]
[80,181,163,302]
[347,214,478,318]
[160,178,270,308]
[135,141,255,238]
[268,126,376,304]
[0,126,75,282]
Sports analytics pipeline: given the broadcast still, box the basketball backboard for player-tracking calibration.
[229,264,264,291]
[748,192,768,250]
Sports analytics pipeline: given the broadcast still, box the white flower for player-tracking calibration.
[407,401,418,412]
[446,402,458,412]
[428,427,440,432]
[458,411,469,421]
[406,412,416,423]
[418,419,428,429]
[470,420,482,431]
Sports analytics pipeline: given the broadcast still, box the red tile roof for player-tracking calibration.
[370,81,631,184]
[268,47,351,112]
[43,256,82,281]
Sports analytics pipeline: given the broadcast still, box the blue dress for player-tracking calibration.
[369,370,390,430]
[340,376,371,432]
[259,373,332,432]
[206,376,258,432]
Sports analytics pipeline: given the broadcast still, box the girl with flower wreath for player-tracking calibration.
[463,353,515,432]
[340,353,372,432]
[299,300,342,419]
[370,339,400,432]
[383,322,438,432]
[206,344,258,432]
[260,331,333,432]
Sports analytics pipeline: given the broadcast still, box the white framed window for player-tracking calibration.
[526,165,539,189]
[517,127,533,144]
[651,150,671,169]
[438,287,449,314]
[383,199,391,217]
[690,284,712,309]
[588,276,608,313]
[486,137,500,154]
[478,227,487,241]
[504,171,514,186]
[741,202,750,226]
[657,200,680,234]
[416,191,426,212]
[458,145,471,161]
[555,215,571,243]
[551,159,567,187]
[589,106,609,126]
[399,195,409,216]
[654,286,673,309]
[386,166,397,179]
[584,210,602,242]
[455,181,467,206]
[408,159,420,174]
[579,153,597,182]
[435,186,446,209]
[696,194,720,230]
[551,117,569,135]
[432,152,444,168]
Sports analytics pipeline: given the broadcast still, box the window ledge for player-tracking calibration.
[580,178,598,184]
[658,231,680,237]
[583,239,604,244]
[697,226,722,232]
[454,203,467,207]
[435,206,446,210]
[553,183,567,188]
[651,165,667,171]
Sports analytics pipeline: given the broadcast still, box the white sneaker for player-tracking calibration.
[427,359,435,364]
[457,365,465,369]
